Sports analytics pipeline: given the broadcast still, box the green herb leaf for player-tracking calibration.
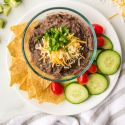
[44,26,69,52]
[34,35,42,42]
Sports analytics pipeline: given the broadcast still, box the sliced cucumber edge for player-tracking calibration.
[86,73,109,95]
[64,83,89,104]
[97,50,121,75]
[101,34,113,50]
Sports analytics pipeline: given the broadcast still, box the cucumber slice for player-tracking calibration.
[97,50,121,75]
[0,4,3,13]
[101,35,113,50]
[0,18,5,29]
[95,49,102,60]
[10,0,22,7]
[86,73,108,95]
[65,83,89,104]
[91,61,102,74]
[4,0,10,3]
[3,4,11,16]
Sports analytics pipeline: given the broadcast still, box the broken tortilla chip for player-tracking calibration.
[10,21,39,36]
[19,76,28,91]
[7,34,23,58]
[27,68,51,91]
[10,23,27,36]
[10,57,28,86]
[38,86,65,104]
[27,83,37,99]
[8,21,39,59]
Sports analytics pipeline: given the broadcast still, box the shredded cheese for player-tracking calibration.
[109,0,125,20]
[36,34,86,67]
[108,13,119,19]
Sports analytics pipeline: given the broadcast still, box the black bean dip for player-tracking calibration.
[29,13,93,78]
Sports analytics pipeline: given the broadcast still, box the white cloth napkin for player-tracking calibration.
[1,63,125,125]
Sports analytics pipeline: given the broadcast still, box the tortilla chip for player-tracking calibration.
[10,57,28,86]
[27,83,37,99]
[26,77,64,104]
[10,21,39,36]
[27,68,51,91]
[19,68,51,99]
[7,34,23,58]
[8,21,39,58]
[38,86,65,104]
[19,76,28,91]
[28,84,40,99]
[10,23,26,36]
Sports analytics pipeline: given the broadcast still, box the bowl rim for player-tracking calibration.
[22,7,97,82]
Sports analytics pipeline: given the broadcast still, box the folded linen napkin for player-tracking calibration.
[1,63,125,125]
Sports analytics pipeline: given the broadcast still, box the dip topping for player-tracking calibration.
[35,26,86,67]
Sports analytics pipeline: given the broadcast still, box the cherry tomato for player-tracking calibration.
[51,82,64,95]
[97,36,105,47]
[88,64,97,73]
[77,72,88,85]
[92,24,104,35]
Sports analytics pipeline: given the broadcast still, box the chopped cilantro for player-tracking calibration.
[44,26,69,52]
[34,35,42,42]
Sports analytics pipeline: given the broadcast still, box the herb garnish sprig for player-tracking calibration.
[44,26,70,52]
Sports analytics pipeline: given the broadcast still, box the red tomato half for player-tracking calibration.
[51,82,64,95]
[97,36,105,48]
[88,64,97,73]
[77,72,88,85]
[92,24,104,36]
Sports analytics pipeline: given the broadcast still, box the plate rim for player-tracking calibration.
[6,0,122,115]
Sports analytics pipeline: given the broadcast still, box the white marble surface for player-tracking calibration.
[0,0,125,122]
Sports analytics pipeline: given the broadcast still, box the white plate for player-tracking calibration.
[7,0,122,115]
